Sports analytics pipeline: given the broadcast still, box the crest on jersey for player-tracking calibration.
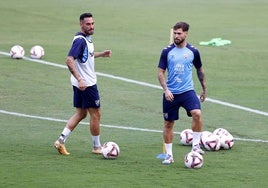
[184,53,189,59]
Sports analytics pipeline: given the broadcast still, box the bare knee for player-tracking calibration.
[164,121,174,130]
[191,110,202,120]
[89,108,101,122]
[191,110,202,132]
[93,109,101,120]
[78,109,88,119]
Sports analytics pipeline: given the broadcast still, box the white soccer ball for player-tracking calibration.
[184,151,204,169]
[213,128,230,137]
[102,141,120,159]
[200,131,212,148]
[220,133,235,149]
[10,45,25,59]
[203,133,221,151]
[213,128,234,149]
[30,45,45,59]
[180,129,193,145]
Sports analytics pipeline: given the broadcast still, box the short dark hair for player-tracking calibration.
[79,13,93,21]
[173,22,189,32]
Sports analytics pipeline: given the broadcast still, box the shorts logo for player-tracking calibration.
[164,113,168,119]
[95,100,100,106]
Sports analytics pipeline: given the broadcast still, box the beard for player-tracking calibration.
[174,38,185,45]
[83,28,94,36]
[86,29,94,35]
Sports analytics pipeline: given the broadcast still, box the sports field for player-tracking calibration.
[0,0,267,187]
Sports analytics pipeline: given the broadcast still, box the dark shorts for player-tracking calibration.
[73,85,100,109]
[162,90,201,121]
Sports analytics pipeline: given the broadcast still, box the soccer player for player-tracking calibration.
[157,22,207,164]
[54,13,112,155]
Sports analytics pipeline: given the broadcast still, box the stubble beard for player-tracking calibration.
[87,29,94,35]
[174,38,185,46]
[82,28,94,36]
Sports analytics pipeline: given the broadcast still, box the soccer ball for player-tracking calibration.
[184,151,204,169]
[220,133,234,149]
[213,128,229,137]
[102,141,120,159]
[30,45,45,59]
[200,131,212,148]
[203,133,221,151]
[213,128,234,149]
[179,129,193,145]
[10,45,25,59]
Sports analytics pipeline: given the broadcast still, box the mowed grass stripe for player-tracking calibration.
[1,51,267,117]
[1,109,267,143]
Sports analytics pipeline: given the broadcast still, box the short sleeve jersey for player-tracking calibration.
[68,32,96,87]
[158,43,202,94]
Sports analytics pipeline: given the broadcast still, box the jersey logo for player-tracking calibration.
[184,53,189,59]
[175,64,184,73]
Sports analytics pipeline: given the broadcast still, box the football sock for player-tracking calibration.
[164,143,173,157]
[192,132,201,148]
[92,135,101,148]
[59,127,71,143]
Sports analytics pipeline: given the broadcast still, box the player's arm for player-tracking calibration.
[196,67,207,102]
[158,68,168,91]
[94,50,112,58]
[158,68,174,101]
[66,56,86,90]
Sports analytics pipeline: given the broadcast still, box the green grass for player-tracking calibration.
[0,0,268,187]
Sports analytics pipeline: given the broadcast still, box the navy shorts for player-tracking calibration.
[73,85,100,109]
[162,90,201,121]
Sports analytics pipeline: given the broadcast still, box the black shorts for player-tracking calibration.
[73,85,100,109]
[162,90,201,121]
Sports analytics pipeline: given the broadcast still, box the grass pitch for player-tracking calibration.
[0,0,268,187]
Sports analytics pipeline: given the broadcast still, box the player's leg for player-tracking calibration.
[162,120,175,164]
[54,86,87,155]
[190,109,204,154]
[161,93,179,164]
[183,91,204,154]
[82,85,102,154]
[191,109,202,132]
[54,108,87,155]
[66,108,88,132]
[88,107,102,154]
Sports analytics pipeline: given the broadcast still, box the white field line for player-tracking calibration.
[0,109,267,143]
[1,51,268,143]
[1,51,267,117]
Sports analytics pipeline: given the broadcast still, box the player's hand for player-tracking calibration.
[164,89,174,102]
[78,79,86,91]
[102,50,112,57]
[200,90,207,102]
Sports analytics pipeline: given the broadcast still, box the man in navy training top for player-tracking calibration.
[54,12,112,155]
[158,21,207,165]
